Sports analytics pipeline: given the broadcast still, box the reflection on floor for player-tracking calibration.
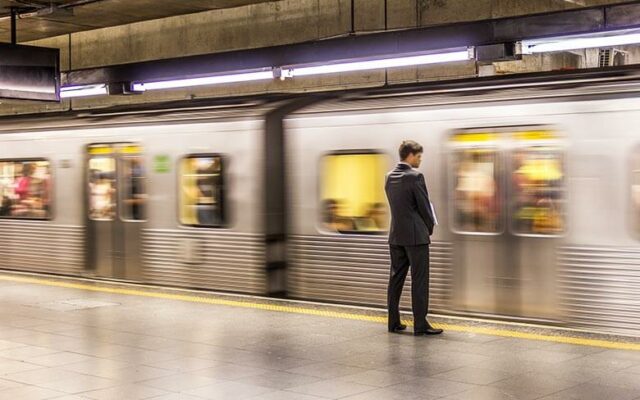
[0,272,639,400]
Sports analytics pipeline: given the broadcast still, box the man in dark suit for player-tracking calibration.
[385,140,443,336]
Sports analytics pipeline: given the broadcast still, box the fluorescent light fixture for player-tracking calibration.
[60,84,108,98]
[282,50,472,77]
[132,70,274,91]
[522,30,640,54]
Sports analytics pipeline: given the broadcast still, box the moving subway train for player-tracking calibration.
[1,69,640,335]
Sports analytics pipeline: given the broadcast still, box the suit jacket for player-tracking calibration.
[385,163,436,246]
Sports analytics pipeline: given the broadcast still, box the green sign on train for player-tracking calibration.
[154,154,171,173]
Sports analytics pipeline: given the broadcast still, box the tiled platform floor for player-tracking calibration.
[0,272,639,400]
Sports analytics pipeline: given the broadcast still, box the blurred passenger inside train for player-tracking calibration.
[322,199,355,232]
[0,161,51,219]
[14,163,33,201]
[512,151,564,234]
[89,169,116,220]
[355,202,388,231]
[454,151,498,232]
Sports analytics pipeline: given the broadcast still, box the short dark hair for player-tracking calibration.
[399,140,423,160]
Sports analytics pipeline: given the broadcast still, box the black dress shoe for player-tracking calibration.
[388,323,407,333]
[413,326,443,336]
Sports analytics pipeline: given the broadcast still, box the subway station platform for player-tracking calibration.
[0,272,639,400]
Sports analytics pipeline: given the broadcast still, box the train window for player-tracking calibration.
[120,157,147,221]
[0,160,52,220]
[452,149,502,233]
[511,146,565,235]
[88,157,116,221]
[179,155,225,227]
[320,152,389,234]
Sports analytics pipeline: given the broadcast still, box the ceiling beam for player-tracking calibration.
[65,1,640,86]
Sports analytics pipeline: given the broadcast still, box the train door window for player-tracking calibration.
[451,146,502,234]
[320,152,389,234]
[0,159,52,219]
[511,140,566,236]
[179,155,225,227]
[88,155,116,221]
[120,156,147,221]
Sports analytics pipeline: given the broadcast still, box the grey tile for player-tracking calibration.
[80,384,169,399]
[29,352,98,367]
[337,370,416,387]
[109,349,179,364]
[389,377,476,397]
[562,352,638,371]
[235,371,323,389]
[89,365,175,382]
[0,385,66,400]
[515,349,585,364]
[0,346,60,361]
[0,340,26,351]
[526,363,604,384]
[147,394,211,400]
[140,356,218,372]
[3,368,85,385]
[490,372,579,396]
[191,362,270,380]
[592,371,640,391]
[36,375,118,394]
[286,378,377,399]
[0,358,43,374]
[0,378,23,391]
[246,391,326,400]
[286,362,368,379]
[542,343,606,355]
[139,373,223,392]
[232,354,317,371]
[537,382,640,400]
[184,381,275,400]
[432,366,516,385]
[442,385,543,400]
[339,388,441,400]
[60,359,132,377]
[378,359,462,377]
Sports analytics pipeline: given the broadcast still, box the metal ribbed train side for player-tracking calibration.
[288,235,452,312]
[558,246,640,335]
[0,221,84,276]
[142,229,266,294]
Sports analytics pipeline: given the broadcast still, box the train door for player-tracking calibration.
[449,128,565,320]
[86,143,146,280]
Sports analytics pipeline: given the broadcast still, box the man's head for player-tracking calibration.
[399,140,423,168]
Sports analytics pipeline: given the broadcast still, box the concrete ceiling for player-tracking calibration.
[0,0,276,43]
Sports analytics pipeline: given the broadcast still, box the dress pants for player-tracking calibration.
[388,244,429,332]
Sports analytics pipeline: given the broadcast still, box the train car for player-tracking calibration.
[2,70,640,335]
[285,72,640,335]
[0,103,272,295]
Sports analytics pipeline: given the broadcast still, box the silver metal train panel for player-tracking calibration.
[0,221,84,275]
[558,246,640,335]
[288,235,452,312]
[142,229,266,294]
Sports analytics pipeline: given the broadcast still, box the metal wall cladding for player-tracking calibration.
[558,246,640,335]
[142,229,266,294]
[288,235,453,312]
[0,221,84,275]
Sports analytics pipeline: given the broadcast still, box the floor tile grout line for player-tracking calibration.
[1,273,639,352]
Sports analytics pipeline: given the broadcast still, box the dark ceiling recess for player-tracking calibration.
[0,0,277,43]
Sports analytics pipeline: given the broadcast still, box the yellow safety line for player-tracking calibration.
[1,274,639,351]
